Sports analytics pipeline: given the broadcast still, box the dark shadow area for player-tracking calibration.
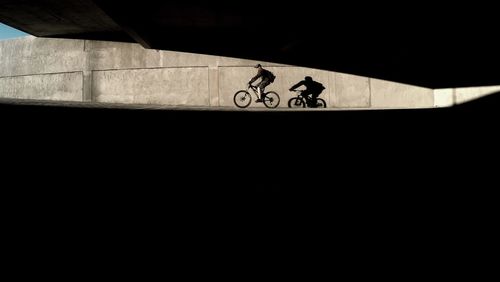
[78,2,500,88]
[2,1,498,258]
[2,92,500,167]
[3,95,500,183]
[2,97,498,213]
[1,98,497,274]
[2,1,500,88]
[452,90,500,112]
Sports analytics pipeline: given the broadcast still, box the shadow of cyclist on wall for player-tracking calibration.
[289,76,326,108]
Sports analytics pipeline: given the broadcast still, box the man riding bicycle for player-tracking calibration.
[248,64,276,103]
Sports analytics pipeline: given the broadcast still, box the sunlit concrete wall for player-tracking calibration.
[434,86,500,107]
[371,79,434,108]
[0,36,435,109]
[0,72,83,101]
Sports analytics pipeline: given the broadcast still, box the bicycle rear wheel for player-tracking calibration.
[263,91,280,109]
[234,90,252,108]
[316,98,327,108]
[288,97,306,108]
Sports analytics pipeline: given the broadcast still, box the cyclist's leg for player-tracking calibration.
[302,90,312,106]
[259,78,271,99]
[255,82,263,102]
[311,91,320,106]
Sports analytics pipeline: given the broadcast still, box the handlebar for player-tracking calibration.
[248,84,258,91]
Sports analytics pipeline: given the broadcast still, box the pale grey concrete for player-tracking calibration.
[0,36,445,110]
[434,88,454,107]
[93,68,209,106]
[0,72,83,101]
[0,36,84,77]
[455,86,500,105]
[371,79,434,108]
[333,73,370,108]
[86,40,163,70]
[434,86,500,107]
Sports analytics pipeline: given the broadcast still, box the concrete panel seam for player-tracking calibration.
[217,65,292,69]
[89,70,94,102]
[329,72,334,107]
[217,67,221,107]
[431,87,435,107]
[0,71,84,79]
[92,66,209,72]
[207,68,211,106]
[82,72,85,102]
[333,72,337,108]
[368,78,372,108]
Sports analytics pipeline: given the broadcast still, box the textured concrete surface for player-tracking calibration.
[0,36,454,110]
[371,79,434,108]
[0,72,83,101]
[86,40,163,70]
[454,86,500,105]
[434,86,500,107]
[434,88,454,107]
[333,73,370,108]
[93,68,209,106]
[0,36,84,77]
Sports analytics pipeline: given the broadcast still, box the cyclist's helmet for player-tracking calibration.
[255,64,262,68]
[305,76,312,81]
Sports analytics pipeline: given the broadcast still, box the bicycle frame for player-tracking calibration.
[291,90,309,101]
[234,84,280,109]
[289,89,326,108]
[248,85,261,99]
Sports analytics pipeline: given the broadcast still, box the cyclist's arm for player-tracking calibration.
[289,81,305,91]
[249,71,262,84]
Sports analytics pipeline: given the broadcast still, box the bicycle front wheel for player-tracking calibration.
[263,91,280,109]
[288,97,306,108]
[234,90,252,108]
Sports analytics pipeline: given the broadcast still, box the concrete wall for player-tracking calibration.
[434,88,454,107]
[333,73,370,108]
[93,68,209,106]
[434,86,500,107]
[1,36,438,109]
[0,37,84,77]
[371,79,434,108]
[0,72,83,101]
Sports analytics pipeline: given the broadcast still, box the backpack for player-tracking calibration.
[311,81,325,91]
[265,70,276,82]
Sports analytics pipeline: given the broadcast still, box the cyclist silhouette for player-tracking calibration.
[248,64,276,103]
[289,76,325,107]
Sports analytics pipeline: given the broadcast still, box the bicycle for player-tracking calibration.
[233,85,280,109]
[287,90,327,108]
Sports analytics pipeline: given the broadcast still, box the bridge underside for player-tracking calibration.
[1,0,499,88]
